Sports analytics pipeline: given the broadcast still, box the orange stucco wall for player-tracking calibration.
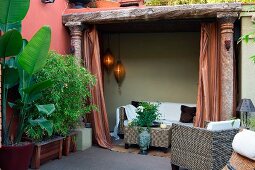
[22,0,70,54]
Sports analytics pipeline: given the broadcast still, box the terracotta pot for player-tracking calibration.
[0,142,34,170]
[30,136,64,169]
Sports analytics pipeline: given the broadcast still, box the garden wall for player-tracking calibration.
[22,0,70,54]
[103,32,200,130]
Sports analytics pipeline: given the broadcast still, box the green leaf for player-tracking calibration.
[18,26,51,75]
[0,21,21,32]
[250,55,255,64]
[8,102,16,108]
[27,92,43,103]
[0,29,23,57]
[36,104,55,116]
[0,0,30,26]
[23,79,53,96]
[29,117,53,136]
[6,57,17,68]
[5,66,19,89]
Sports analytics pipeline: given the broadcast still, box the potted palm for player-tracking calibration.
[0,0,54,169]
[130,102,160,154]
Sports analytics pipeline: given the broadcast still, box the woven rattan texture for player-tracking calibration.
[171,124,238,170]
[118,107,126,135]
[124,126,172,148]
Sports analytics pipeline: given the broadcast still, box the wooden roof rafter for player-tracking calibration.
[63,3,242,25]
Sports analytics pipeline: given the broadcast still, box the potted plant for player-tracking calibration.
[130,102,160,154]
[0,0,54,169]
[34,52,96,156]
[69,0,92,8]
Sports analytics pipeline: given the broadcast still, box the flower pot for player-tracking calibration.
[63,132,77,156]
[30,136,64,169]
[69,0,91,8]
[0,142,34,170]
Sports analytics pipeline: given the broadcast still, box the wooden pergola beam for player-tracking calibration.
[62,3,241,24]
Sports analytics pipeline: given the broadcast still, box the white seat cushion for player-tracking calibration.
[158,102,196,121]
[206,119,240,131]
[232,129,255,160]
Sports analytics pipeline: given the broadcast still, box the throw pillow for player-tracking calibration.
[131,101,141,108]
[179,105,196,123]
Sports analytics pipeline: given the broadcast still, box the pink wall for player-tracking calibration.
[22,0,70,54]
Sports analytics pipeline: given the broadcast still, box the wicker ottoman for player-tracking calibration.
[124,126,172,151]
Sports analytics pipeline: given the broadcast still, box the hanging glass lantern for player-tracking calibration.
[103,48,115,72]
[114,60,125,88]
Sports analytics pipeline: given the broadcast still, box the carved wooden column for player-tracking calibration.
[65,22,84,63]
[217,12,238,120]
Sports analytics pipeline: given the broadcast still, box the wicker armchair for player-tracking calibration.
[171,123,239,170]
[118,107,127,136]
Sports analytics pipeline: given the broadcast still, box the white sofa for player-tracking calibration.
[117,101,196,136]
[155,102,196,127]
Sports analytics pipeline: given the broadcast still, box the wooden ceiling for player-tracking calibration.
[96,19,214,33]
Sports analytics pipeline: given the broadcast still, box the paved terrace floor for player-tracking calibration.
[40,146,186,170]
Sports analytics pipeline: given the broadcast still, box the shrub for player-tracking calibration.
[27,51,96,138]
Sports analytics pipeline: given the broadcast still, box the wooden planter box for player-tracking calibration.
[63,132,77,156]
[30,136,64,169]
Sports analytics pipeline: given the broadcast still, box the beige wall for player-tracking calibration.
[103,33,200,130]
[239,13,255,103]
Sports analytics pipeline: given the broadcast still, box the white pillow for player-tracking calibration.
[232,129,255,160]
[206,119,240,131]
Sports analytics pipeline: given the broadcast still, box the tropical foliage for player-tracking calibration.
[31,52,96,137]
[0,0,54,144]
[131,102,161,128]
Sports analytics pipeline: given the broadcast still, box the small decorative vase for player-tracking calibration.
[138,128,150,155]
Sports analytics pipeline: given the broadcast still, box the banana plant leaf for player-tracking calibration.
[5,67,19,89]
[29,117,53,136]
[4,57,19,89]
[0,0,30,26]
[0,29,23,57]
[0,21,21,32]
[23,79,53,96]
[36,104,55,116]
[17,26,51,75]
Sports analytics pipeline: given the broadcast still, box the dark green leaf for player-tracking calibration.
[29,117,53,136]
[8,102,16,108]
[23,79,53,96]
[18,26,51,75]
[6,57,17,69]
[0,21,21,32]
[5,66,19,89]
[27,92,43,103]
[0,29,22,57]
[36,104,55,115]
[0,0,30,26]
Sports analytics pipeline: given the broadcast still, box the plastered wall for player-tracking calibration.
[103,33,200,130]
[239,13,255,104]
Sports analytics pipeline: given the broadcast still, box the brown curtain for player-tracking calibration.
[195,23,221,128]
[83,26,112,149]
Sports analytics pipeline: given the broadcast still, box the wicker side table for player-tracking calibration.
[124,126,172,150]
